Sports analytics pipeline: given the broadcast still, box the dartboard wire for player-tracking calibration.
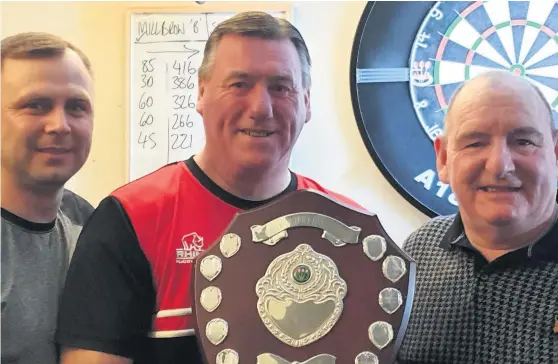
[447,7,511,68]
[433,18,510,70]
[463,33,510,79]
[409,2,558,131]
[523,24,558,68]
[430,58,503,85]
[526,64,558,78]
[482,0,516,64]
[431,2,515,112]
[457,4,558,107]
[517,0,556,65]
[468,23,516,65]
[407,1,444,132]
[429,57,558,113]
[520,6,558,112]
[526,76,558,112]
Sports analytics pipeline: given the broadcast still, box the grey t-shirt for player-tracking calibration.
[1,189,94,364]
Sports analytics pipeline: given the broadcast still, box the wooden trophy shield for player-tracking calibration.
[191,189,416,364]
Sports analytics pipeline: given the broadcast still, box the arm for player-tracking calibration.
[56,197,156,363]
[61,348,132,364]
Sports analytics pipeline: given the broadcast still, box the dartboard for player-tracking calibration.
[410,1,558,141]
[350,1,558,217]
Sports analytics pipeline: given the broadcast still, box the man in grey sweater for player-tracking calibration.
[1,32,95,364]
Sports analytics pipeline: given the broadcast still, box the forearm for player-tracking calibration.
[60,347,133,364]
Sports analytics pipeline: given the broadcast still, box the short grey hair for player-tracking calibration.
[443,72,557,137]
[198,11,312,89]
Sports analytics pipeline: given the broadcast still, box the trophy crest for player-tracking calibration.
[192,189,415,364]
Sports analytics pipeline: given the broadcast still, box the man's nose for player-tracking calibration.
[44,107,71,135]
[485,140,515,178]
[248,85,273,121]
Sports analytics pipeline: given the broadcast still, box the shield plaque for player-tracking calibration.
[191,189,416,364]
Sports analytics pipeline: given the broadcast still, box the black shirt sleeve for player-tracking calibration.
[55,196,156,360]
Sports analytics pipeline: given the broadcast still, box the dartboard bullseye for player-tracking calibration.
[350,1,558,217]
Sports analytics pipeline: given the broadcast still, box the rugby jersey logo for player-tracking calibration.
[176,232,204,263]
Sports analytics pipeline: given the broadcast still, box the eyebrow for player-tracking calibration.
[223,71,250,81]
[268,74,294,84]
[455,127,544,142]
[223,71,294,84]
[508,126,543,138]
[18,90,92,103]
[454,131,489,143]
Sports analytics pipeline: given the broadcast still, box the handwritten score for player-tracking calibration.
[129,11,285,181]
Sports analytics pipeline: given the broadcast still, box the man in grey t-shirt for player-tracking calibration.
[1,32,95,364]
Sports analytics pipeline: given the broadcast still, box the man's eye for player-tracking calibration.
[26,101,46,110]
[231,82,248,89]
[23,100,51,113]
[67,101,88,113]
[516,139,535,146]
[465,142,483,148]
[271,84,291,93]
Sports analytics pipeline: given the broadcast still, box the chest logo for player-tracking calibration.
[176,232,204,263]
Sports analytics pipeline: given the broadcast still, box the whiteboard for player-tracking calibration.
[128,6,289,181]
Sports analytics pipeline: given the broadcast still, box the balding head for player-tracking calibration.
[433,69,558,240]
[443,71,556,139]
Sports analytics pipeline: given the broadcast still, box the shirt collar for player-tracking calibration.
[439,213,466,250]
[439,213,558,262]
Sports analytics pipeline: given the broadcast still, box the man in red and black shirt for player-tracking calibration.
[56,11,361,364]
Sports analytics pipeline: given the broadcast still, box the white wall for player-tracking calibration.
[1,1,429,245]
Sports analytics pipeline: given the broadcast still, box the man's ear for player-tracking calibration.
[304,88,311,123]
[196,79,206,115]
[434,135,449,183]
